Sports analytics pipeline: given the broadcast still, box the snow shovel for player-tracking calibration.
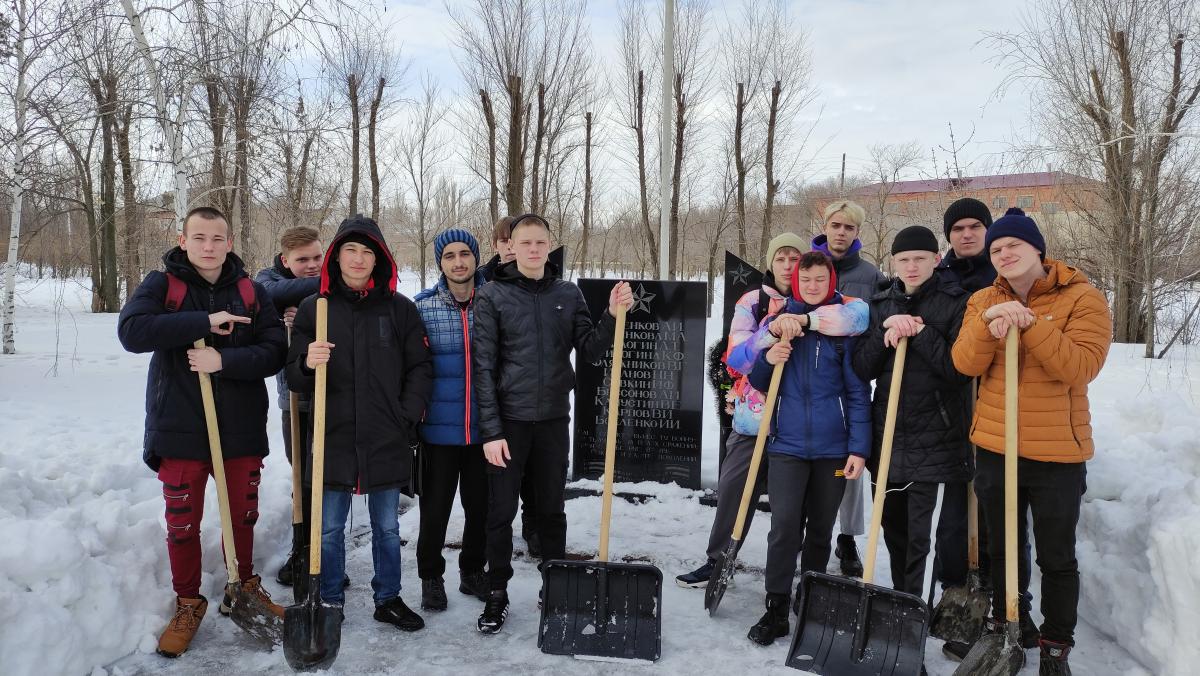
[930,381,991,644]
[953,328,1024,676]
[194,339,284,645]
[284,298,342,671]
[539,303,664,662]
[705,360,784,616]
[788,337,930,675]
[288,329,311,604]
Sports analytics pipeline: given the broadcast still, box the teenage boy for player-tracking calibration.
[952,208,1111,675]
[811,199,887,577]
[478,215,541,557]
[255,226,323,585]
[287,215,433,632]
[851,225,972,600]
[118,206,286,658]
[676,233,869,588]
[472,213,633,634]
[745,251,871,646]
[413,229,490,611]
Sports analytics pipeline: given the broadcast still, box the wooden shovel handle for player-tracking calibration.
[863,337,908,584]
[288,328,303,526]
[597,304,627,563]
[1004,327,1019,622]
[730,360,785,543]
[195,338,241,585]
[308,298,329,576]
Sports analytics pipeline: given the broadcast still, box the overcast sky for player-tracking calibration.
[378,0,1041,186]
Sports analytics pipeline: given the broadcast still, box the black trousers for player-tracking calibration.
[485,418,570,591]
[974,450,1086,644]
[416,442,488,579]
[877,480,939,597]
[520,471,537,536]
[281,408,312,549]
[764,454,846,596]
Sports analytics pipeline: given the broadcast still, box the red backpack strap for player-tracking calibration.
[163,272,187,312]
[236,277,258,315]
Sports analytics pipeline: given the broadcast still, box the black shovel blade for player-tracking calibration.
[226,582,284,645]
[539,559,662,662]
[290,538,311,605]
[930,570,991,644]
[952,622,1024,676]
[704,542,737,616]
[788,571,929,675]
[283,577,342,672]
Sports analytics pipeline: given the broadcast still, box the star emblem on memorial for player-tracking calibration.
[631,284,656,314]
[731,264,751,287]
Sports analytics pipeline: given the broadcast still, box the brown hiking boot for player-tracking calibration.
[237,574,285,619]
[157,595,208,658]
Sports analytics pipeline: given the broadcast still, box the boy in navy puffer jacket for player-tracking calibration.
[744,251,872,646]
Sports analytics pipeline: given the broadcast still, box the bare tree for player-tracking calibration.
[397,76,449,288]
[862,141,923,269]
[615,0,659,266]
[989,0,1200,353]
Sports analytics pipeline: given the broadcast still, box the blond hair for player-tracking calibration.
[279,226,320,253]
[822,200,866,228]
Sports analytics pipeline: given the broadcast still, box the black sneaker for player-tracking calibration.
[942,640,971,661]
[835,535,864,577]
[675,560,715,588]
[477,590,509,634]
[343,574,351,589]
[459,570,489,602]
[374,597,425,632]
[276,551,295,586]
[1038,638,1072,676]
[421,578,448,611]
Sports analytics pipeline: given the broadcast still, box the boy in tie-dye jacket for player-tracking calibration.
[675,234,869,588]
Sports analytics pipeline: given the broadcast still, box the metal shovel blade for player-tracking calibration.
[930,570,991,644]
[283,577,342,672]
[226,582,284,645]
[788,571,929,675]
[703,542,737,616]
[538,559,663,662]
[952,621,1024,676]
[290,534,311,605]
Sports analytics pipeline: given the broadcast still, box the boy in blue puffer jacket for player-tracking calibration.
[413,229,491,612]
[745,251,872,646]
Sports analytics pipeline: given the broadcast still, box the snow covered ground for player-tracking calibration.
[1,269,1195,676]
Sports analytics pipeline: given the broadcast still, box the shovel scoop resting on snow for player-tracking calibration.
[787,337,930,675]
[538,304,664,662]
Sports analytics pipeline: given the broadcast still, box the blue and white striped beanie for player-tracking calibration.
[433,228,480,263]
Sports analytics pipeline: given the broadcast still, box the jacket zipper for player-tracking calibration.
[804,336,813,455]
[535,287,543,420]
[461,305,472,445]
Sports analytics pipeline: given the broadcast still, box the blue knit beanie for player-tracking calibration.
[985,208,1045,259]
[434,228,480,263]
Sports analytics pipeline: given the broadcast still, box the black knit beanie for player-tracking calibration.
[942,197,993,239]
[891,225,940,255]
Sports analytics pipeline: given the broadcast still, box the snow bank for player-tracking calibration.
[1077,344,1200,675]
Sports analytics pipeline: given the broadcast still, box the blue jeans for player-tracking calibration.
[320,488,402,606]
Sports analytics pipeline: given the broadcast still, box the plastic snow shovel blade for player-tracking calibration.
[226,581,284,645]
[952,622,1024,676]
[538,559,663,662]
[788,571,929,675]
[283,578,341,672]
[930,570,991,644]
[704,542,736,616]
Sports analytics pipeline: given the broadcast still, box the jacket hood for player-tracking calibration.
[938,248,989,273]
[492,259,563,285]
[811,234,864,266]
[319,215,398,297]
[790,256,839,305]
[271,253,296,279]
[994,257,1087,299]
[163,247,247,288]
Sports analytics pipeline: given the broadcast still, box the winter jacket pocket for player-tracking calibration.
[934,391,952,428]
